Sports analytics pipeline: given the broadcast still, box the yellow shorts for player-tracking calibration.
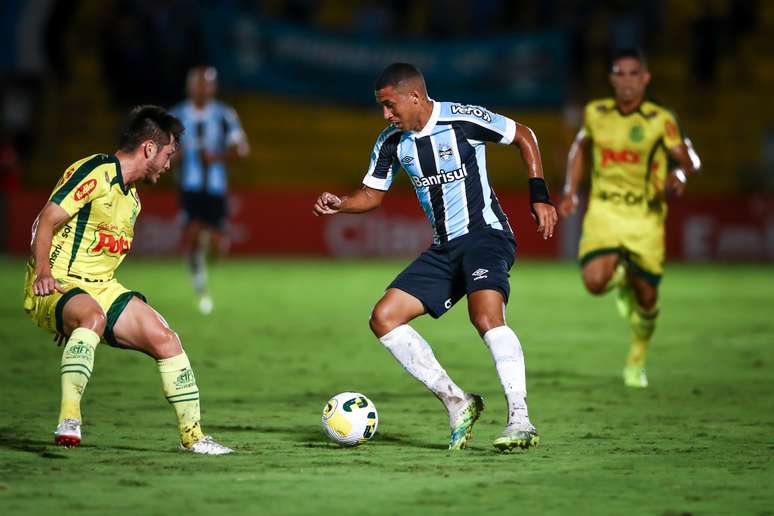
[23,262,145,346]
[577,201,665,285]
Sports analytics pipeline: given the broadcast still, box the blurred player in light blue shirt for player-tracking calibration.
[171,66,249,314]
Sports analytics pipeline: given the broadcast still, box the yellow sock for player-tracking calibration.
[627,305,659,367]
[59,328,99,423]
[157,352,203,447]
[626,338,649,367]
[604,263,627,293]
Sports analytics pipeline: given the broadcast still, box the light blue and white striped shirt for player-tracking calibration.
[362,100,517,244]
[170,100,246,196]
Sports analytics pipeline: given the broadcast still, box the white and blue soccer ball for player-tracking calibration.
[321,392,378,446]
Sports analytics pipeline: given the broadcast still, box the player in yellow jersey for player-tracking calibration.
[23,105,232,454]
[559,49,700,388]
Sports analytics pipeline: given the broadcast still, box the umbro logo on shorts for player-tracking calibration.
[472,268,489,280]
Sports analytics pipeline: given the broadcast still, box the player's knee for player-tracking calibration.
[149,328,183,359]
[583,273,609,295]
[76,310,107,336]
[469,312,502,336]
[369,304,400,338]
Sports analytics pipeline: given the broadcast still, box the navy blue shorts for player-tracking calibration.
[388,228,517,318]
[180,191,227,229]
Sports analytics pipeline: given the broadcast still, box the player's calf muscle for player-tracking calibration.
[633,284,658,310]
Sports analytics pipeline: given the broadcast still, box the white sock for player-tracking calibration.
[379,325,467,418]
[483,325,531,427]
[188,248,207,294]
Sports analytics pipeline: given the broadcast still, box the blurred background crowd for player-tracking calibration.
[0,0,772,259]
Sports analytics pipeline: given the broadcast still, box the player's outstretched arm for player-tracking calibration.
[559,128,590,218]
[513,123,558,240]
[313,186,386,216]
[665,138,701,197]
[30,202,70,296]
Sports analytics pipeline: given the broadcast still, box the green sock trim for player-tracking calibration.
[167,391,199,401]
[60,363,93,375]
[60,369,90,380]
[168,397,200,404]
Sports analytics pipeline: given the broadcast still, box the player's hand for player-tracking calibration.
[558,193,578,218]
[33,272,65,296]
[531,202,558,240]
[313,192,343,216]
[665,169,687,197]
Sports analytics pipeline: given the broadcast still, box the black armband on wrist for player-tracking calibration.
[528,177,552,205]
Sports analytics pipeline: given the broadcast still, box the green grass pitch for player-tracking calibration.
[1,257,772,515]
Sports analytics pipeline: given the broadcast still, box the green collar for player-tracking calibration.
[108,154,130,195]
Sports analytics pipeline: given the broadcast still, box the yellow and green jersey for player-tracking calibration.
[583,98,683,211]
[46,153,140,281]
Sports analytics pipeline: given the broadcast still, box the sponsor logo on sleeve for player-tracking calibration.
[450,104,492,123]
[73,179,98,201]
[56,167,76,188]
[665,120,678,139]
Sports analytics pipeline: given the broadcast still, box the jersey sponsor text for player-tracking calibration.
[410,167,468,188]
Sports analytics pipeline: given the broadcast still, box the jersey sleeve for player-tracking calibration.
[50,160,110,217]
[661,110,683,150]
[223,106,247,146]
[362,129,401,191]
[582,102,596,140]
[451,105,517,144]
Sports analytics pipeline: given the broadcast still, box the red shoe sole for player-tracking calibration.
[55,435,81,447]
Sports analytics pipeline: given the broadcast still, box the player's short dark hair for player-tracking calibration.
[374,63,424,90]
[609,48,647,71]
[118,105,184,152]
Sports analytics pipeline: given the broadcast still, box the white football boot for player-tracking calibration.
[54,418,82,447]
[179,435,233,455]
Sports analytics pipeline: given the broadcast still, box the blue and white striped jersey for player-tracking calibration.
[362,100,517,244]
[170,100,246,196]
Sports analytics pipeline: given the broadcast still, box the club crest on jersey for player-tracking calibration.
[450,104,492,123]
[73,179,98,201]
[88,230,132,256]
[410,166,468,188]
[629,125,645,142]
[437,145,453,161]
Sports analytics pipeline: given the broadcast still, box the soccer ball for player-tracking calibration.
[321,392,378,446]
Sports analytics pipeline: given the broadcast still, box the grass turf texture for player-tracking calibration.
[0,257,772,515]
